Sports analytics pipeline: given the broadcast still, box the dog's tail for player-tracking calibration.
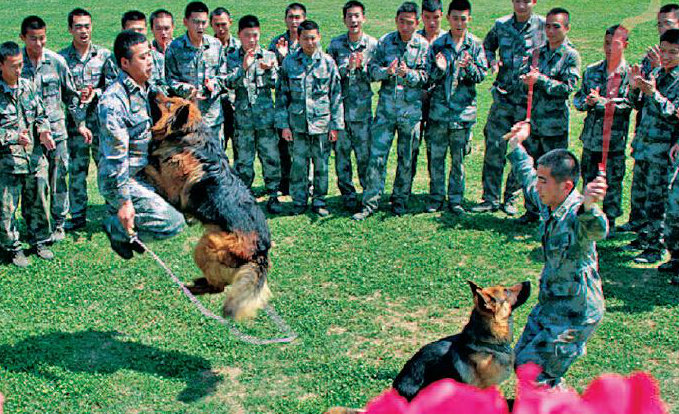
[223,259,271,321]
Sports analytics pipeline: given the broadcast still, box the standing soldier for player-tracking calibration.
[223,15,282,214]
[573,25,633,235]
[211,7,240,154]
[471,0,545,216]
[663,140,679,284]
[121,11,168,95]
[353,1,429,220]
[149,9,174,94]
[59,8,118,232]
[275,20,344,216]
[0,41,55,266]
[269,2,307,196]
[425,0,487,214]
[20,15,91,243]
[327,0,377,211]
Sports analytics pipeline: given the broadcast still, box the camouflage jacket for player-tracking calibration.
[58,43,118,129]
[223,45,277,130]
[268,31,301,65]
[427,31,488,127]
[573,60,633,152]
[21,47,85,140]
[275,49,344,134]
[509,145,607,325]
[417,28,447,43]
[150,41,169,95]
[165,33,226,127]
[369,31,429,118]
[219,35,241,104]
[0,78,51,174]
[528,40,581,137]
[97,72,152,209]
[326,32,378,122]
[483,13,546,105]
[632,65,679,164]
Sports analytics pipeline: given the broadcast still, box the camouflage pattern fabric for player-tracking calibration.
[219,36,241,152]
[581,150,626,220]
[426,125,471,206]
[630,159,669,251]
[268,31,302,65]
[289,132,331,209]
[665,161,679,255]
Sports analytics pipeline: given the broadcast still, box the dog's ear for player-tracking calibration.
[149,90,164,125]
[468,280,493,311]
[172,103,192,131]
[507,281,531,309]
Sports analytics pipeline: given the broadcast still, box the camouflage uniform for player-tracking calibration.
[0,78,52,252]
[59,43,118,223]
[97,72,185,244]
[509,145,607,387]
[629,66,679,252]
[224,45,280,195]
[665,159,679,262]
[165,34,226,145]
[150,40,170,95]
[327,32,378,206]
[220,36,241,153]
[275,49,344,210]
[361,31,429,212]
[21,47,85,230]
[480,13,546,208]
[425,31,488,208]
[573,60,633,222]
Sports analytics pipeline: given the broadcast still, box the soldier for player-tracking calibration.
[275,20,344,216]
[505,121,608,388]
[20,15,91,243]
[352,2,429,220]
[0,41,55,267]
[59,8,118,232]
[471,0,545,216]
[223,15,282,214]
[98,30,184,259]
[624,29,679,264]
[165,2,227,147]
[211,7,240,154]
[515,7,580,224]
[327,0,377,211]
[121,10,168,95]
[269,2,307,196]
[573,25,633,235]
[425,0,487,214]
[663,141,679,284]
[150,9,174,54]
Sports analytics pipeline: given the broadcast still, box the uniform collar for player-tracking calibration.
[120,71,147,96]
[511,13,540,31]
[417,28,445,42]
[22,47,51,69]
[344,32,369,48]
[442,31,473,50]
[550,188,582,219]
[180,33,211,50]
[0,79,20,96]
[296,48,323,62]
[65,43,99,60]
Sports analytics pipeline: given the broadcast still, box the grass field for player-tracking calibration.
[0,0,678,413]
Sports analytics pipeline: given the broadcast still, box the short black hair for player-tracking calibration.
[448,0,472,14]
[21,15,47,36]
[297,20,319,36]
[0,41,21,64]
[210,7,231,22]
[113,30,147,66]
[537,149,580,185]
[285,3,307,18]
[185,1,209,19]
[150,9,173,29]
[121,10,146,30]
[68,8,91,28]
[238,15,260,32]
[659,3,679,15]
[422,0,442,13]
[396,1,420,19]
[342,1,365,18]
[661,28,679,45]
[547,7,570,26]
[605,24,629,42]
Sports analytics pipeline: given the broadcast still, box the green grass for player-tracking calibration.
[1,0,678,413]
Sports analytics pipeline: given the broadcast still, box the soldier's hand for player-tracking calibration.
[355,52,364,69]
[328,130,338,142]
[78,125,93,145]
[18,129,30,147]
[521,67,540,86]
[490,60,500,75]
[39,131,56,151]
[639,75,656,96]
[282,128,293,142]
[503,120,530,149]
[386,59,399,75]
[435,52,447,71]
[630,64,642,89]
[586,87,603,107]
[348,53,358,71]
[276,38,289,58]
[458,52,471,69]
[259,56,274,71]
[648,45,662,69]
[117,200,136,235]
[80,85,94,104]
[397,61,409,78]
[670,143,679,163]
[243,49,255,70]
[583,176,607,210]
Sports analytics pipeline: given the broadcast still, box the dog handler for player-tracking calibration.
[98,30,184,259]
[505,121,608,387]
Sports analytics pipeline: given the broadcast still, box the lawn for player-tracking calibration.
[0,0,678,413]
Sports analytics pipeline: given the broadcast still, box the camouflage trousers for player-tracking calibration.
[104,175,185,244]
[0,159,51,252]
[46,139,70,227]
[67,128,99,221]
[222,98,235,154]
[335,120,371,203]
[233,127,281,195]
[290,132,331,208]
[665,165,679,255]
[522,134,569,216]
[627,160,647,229]
[515,305,601,387]
[362,113,420,211]
[278,130,292,195]
[481,99,527,206]
[426,124,471,206]
[630,159,668,250]
[408,91,431,196]
[209,124,228,161]
[581,150,626,220]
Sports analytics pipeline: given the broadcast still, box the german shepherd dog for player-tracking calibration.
[144,93,271,320]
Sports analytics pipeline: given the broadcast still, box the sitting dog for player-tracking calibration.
[144,93,271,320]
[393,280,530,401]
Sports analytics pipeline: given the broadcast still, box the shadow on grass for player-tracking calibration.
[0,330,222,402]
[434,210,539,243]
